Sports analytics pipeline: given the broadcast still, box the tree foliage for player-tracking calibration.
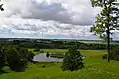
[0,47,5,70]
[0,45,34,72]
[90,0,119,40]
[110,46,119,61]
[102,46,119,61]
[61,47,84,71]
[90,0,119,62]
[6,46,28,72]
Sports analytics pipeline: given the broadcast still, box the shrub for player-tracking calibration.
[50,53,64,58]
[46,52,50,57]
[28,51,35,61]
[61,47,84,71]
[102,46,119,61]
[102,54,108,59]
[34,48,40,52]
[42,65,46,68]
[110,46,119,61]
[0,49,5,70]
[40,51,44,53]
[6,47,28,72]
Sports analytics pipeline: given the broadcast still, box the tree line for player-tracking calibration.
[10,40,119,50]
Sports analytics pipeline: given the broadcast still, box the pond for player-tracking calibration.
[32,53,63,62]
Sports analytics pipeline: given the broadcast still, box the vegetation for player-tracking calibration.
[34,48,40,52]
[5,38,119,50]
[0,45,34,72]
[1,49,119,79]
[46,52,50,58]
[0,0,119,78]
[103,46,119,61]
[0,48,5,70]
[6,47,28,72]
[90,0,119,62]
[0,38,118,79]
[50,53,64,58]
[110,46,119,61]
[61,47,84,71]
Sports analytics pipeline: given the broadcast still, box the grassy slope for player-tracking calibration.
[1,49,119,79]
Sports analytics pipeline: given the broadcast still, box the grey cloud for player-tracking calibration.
[0,18,93,37]
[1,0,100,25]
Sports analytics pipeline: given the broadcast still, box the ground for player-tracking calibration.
[1,49,119,79]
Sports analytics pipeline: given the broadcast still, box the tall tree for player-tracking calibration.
[90,0,119,62]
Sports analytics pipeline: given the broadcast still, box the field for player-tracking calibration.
[1,49,119,79]
[79,41,119,45]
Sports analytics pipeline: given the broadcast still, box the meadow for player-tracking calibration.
[1,49,119,79]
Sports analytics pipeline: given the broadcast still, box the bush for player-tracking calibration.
[34,48,40,52]
[102,54,108,59]
[46,52,50,57]
[28,51,35,61]
[0,49,5,70]
[40,51,44,53]
[113,55,119,61]
[110,46,119,61]
[6,47,28,72]
[61,47,84,71]
[50,53,64,58]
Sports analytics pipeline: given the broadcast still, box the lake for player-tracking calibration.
[33,53,63,62]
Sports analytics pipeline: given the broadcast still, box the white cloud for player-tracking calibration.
[0,0,101,25]
[0,18,94,38]
[0,0,117,40]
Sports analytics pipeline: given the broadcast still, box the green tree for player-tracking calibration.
[27,51,35,61]
[90,0,119,62]
[61,47,84,71]
[0,49,5,70]
[6,47,28,72]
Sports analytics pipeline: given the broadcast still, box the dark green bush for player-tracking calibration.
[50,53,64,58]
[28,51,35,61]
[46,52,50,57]
[40,51,44,53]
[61,47,84,71]
[103,46,119,61]
[6,47,28,72]
[42,65,46,68]
[110,46,119,61]
[34,48,40,52]
[102,54,108,59]
[0,50,5,70]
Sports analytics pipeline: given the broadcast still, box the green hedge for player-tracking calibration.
[50,53,64,58]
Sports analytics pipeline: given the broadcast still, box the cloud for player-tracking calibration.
[1,0,101,25]
[0,0,118,40]
[0,18,94,38]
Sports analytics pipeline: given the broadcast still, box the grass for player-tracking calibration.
[28,49,40,55]
[79,41,119,45]
[29,48,107,56]
[1,49,119,79]
[40,49,107,57]
[40,49,68,53]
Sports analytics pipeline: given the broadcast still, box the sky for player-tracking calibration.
[0,0,118,40]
